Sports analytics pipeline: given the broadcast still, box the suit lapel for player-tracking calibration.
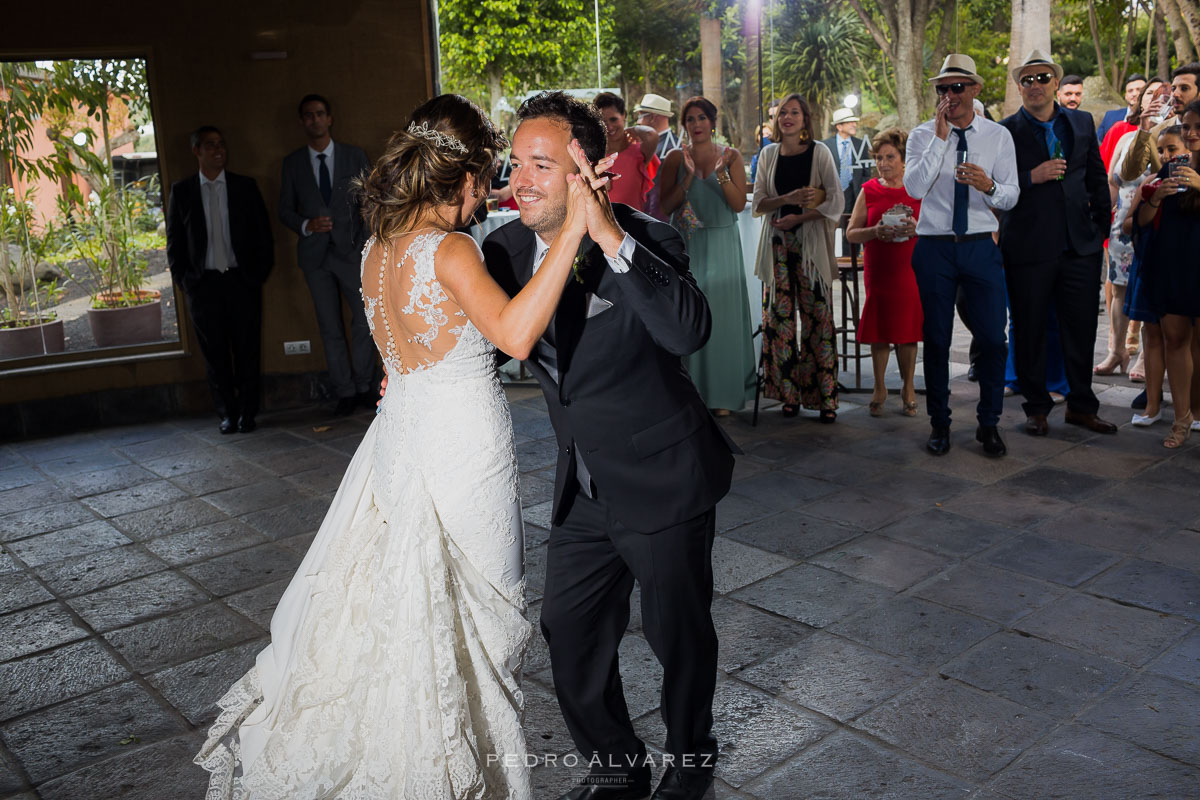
[553,238,593,383]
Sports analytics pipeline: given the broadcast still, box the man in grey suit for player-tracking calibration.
[821,107,873,217]
[280,93,375,415]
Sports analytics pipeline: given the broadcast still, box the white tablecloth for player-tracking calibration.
[468,210,520,244]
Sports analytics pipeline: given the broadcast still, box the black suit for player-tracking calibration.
[167,171,273,420]
[484,205,735,777]
[822,133,872,216]
[998,106,1110,418]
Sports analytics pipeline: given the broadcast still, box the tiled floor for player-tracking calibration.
[1,334,1198,799]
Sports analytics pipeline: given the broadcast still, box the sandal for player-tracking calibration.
[781,404,799,418]
[902,400,919,417]
[819,409,837,424]
[1164,412,1194,449]
[869,397,886,417]
[1093,351,1130,375]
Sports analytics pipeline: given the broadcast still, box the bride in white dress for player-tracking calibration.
[195,94,612,799]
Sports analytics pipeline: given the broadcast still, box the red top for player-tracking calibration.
[1101,120,1137,171]
[608,143,655,211]
[858,178,923,344]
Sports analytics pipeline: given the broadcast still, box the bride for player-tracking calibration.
[195,94,614,799]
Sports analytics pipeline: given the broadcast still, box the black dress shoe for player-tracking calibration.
[967,363,978,382]
[557,775,651,800]
[237,416,256,434]
[926,425,951,456]
[1064,410,1119,434]
[652,768,714,800]
[976,425,1007,456]
[333,397,357,417]
[1131,390,1147,410]
[1025,414,1049,436]
[219,417,237,435]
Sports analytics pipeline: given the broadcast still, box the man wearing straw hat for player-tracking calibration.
[999,49,1117,438]
[903,54,1020,457]
[823,106,873,216]
[635,93,680,159]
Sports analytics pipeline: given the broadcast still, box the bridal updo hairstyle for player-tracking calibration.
[359,94,507,241]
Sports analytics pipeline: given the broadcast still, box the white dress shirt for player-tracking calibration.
[198,170,237,270]
[302,140,336,237]
[903,113,1020,236]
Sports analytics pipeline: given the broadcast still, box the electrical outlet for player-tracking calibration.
[283,340,311,355]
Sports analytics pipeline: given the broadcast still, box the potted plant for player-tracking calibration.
[0,186,67,360]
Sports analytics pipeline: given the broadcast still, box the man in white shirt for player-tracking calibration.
[279,94,374,416]
[903,54,1020,457]
[634,93,680,159]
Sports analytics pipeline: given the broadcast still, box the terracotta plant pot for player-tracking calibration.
[0,318,66,360]
[87,290,163,348]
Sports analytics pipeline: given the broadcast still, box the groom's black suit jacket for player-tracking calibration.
[484,204,736,534]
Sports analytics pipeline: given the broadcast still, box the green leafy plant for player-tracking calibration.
[0,186,64,327]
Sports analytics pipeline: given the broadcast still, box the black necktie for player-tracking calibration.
[952,129,969,237]
[317,153,332,206]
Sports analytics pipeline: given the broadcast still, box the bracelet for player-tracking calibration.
[716,169,731,185]
[1147,200,1161,208]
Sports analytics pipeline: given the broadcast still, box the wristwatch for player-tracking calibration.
[984,180,997,197]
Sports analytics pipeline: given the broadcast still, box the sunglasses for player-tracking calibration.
[935,83,971,95]
[1020,72,1055,87]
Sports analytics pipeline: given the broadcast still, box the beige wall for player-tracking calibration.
[1,0,434,405]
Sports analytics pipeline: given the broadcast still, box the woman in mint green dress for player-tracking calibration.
[657,95,756,414]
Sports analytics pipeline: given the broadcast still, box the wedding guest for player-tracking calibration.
[1098,73,1147,157]
[822,107,872,217]
[634,93,679,158]
[594,92,658,212]
[752,93,844,422]
[659,96,756,416]
[845,127,922,417]
[1119,62,1200,181]
[1136,100,1200,447]
[1056,74,1085,110]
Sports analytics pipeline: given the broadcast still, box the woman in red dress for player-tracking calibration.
[846,128,924,416]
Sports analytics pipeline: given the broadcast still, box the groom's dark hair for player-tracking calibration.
[517,91,607,164]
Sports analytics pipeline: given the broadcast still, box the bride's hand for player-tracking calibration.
[568,140,625,255]
[563,173,589,239]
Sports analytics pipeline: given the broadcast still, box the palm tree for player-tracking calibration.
[773,10,868,135]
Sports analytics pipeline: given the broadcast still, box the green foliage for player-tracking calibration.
[774,7,870,121]
[55,176,154,307]
[0,186,63,323]
[604,0,699,95]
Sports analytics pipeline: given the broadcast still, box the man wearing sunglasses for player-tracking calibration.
[999,50,1117,439]
[904,54,1019,458]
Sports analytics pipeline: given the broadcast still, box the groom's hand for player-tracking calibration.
[568,140,625,258]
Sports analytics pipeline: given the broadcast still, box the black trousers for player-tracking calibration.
[540,484,719,777]
[185,270,263,419]
[1005,250,1101,417]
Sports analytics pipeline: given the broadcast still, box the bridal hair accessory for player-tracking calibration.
[407,121,468,154]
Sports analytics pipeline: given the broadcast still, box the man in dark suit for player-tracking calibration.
[999,51,1117,437]
[821,106,872,217]
[483,92,735,800]
[167,126,273,434]
[279,94,374,416]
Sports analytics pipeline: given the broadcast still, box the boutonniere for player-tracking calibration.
[572,241,595,285]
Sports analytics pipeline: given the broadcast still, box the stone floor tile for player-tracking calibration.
[802,488,915,531]
[1077,673,1200,764]
[523,539,548,603]
[859,467,980,506]
[726,470,838,511]
[976,534,1122,588]
[743,729,973,799]
[634,678,837,788]
[1147,629,1200,687]
[92,422,181,449]
[941,486,1075,528]
[912,563,1065,626]
[139,447,244,480]
[239,496,332,541]
[941,631,1131,717]
[519,473,556,508]
[731,564,893,629]
[711,597,813,674]
[877,509,1020,559]
[1042,441,1160,479]
[854,678,1056,781]
[1029,505,1173,552]
[0,603,88,663]
[997,466,1113,501]
[1088,481,1200,528]
[1088,559,1200,622]
[179,544,301,598]
[739,632,923,722]
[1015,592,1192,667]
[0,502,96,544]
[0,573,53,615]
[909,441,1032,483]
[809,535,952,591]
[0,681,187,783]
[80,480,189,518]
[34,731,209,800]
[142,519,268,566]
[711,536,794,595]
[521,679,577,757]
[0,551,19,575]
[31,545,169,598]
[515,438,560,473]
[0,640,129,721]
[275,531,318,558]
[167,460,272,497]
[782,449,892,485]
[723,510,860,561]
[988,724,1200,800]
[35,449,130,479]
[223,431,313,460]
[0,468,41,493]
[285,462,350,495]
[200,479,303,517]
[715,493,777,533]
[13,434,106,464]
[521,500,553,531]
[326,432,368,456]
[116,432,208,462]
[831,596,999,669]
[842,431,933,466]
[1139,529,1200,573]
[223,579,288,629]
[0,745,28,794]
[109,498,229,542]
[4,522,130,568]
[57,464,157,499]
[66,571,209,632]
[147,639,265,725]
[529,760,591,800]
[0,483,69,519]
[103,602,263,672]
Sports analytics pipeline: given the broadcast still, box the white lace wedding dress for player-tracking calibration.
[195,231,533,799]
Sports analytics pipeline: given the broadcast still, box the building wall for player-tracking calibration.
[0,0,434,422]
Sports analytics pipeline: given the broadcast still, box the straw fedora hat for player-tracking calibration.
[928,54,984,86]
[1010,48,1065,84]
[831,107,859,125]
[633,93,673,116]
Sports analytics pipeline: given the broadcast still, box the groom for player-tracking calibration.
[484,91,735,800]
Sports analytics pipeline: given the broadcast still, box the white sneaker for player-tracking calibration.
[1132,410,1162,427]
[1192,419,1200,431]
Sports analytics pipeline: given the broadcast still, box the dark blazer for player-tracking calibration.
[279,142,370,270]
[998,106,1111,262]
[821,134,872,211]
[166,171,273,291]
[484,205,736,534]
[1096,107,1128,143]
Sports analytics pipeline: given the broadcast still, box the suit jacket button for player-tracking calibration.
[561,399,571,407]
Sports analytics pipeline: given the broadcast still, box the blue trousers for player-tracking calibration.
[912,237,1008,427]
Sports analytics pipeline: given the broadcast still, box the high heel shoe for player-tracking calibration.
[1093,351,1130,375]
[902,399,919,417]
[869,396,886,417]
[1164,412,1194,449]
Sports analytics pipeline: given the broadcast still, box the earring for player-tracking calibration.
[798,129,811,143]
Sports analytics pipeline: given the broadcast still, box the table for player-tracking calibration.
[468,210,520,244]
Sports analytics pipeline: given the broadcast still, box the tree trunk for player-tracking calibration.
[1155,1,1172,79]
[1006,0,1052,116]
[487,66,504,126]
[846,0,946,129]
[1162,0,1198,63]
[740,14,759,152]
[700,16,723,111]
[1172,0,1200,53]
